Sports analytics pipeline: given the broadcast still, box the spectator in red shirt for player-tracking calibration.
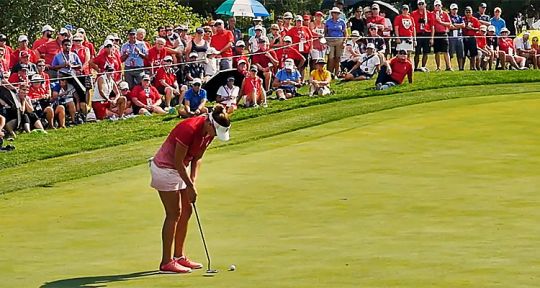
[366,3,386,36]
[146,38,169,75]
[275,36,306,69]
[28,74,60,129]
[90,40,122,82]
[394,5,416,56]
[240,65,266,108]
[210,19,235,70]
[155,55,185,110]
[0,34,13,70]
[476,25,493,70]
[130,74,166,115]
[498,28,527,70]
[76,28,96,57]
[287,15,313,77]
[251,38,279,91]
[10,35,39,68]
[33,25,55,50]
[36,59,51,95]
[375,49,413,90]
[232,40,249,68]
[0,47,9,80]
[432,0,453,71]
[282,12,294,34]
[462,6,481,70]
[411,0,434,71]
[37,28,69,69]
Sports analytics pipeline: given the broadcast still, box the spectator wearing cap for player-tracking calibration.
[375,49,413,90]
[145,38,170,75]
[380,10,393,52]
[309,12,327,70]
[202,26,213,42]
[154,55,184,110]
[474,3,491,27]
[184,52,205,82]
[131,74,166,115]
[282,12,294,33]
[240,65,266,108]
[411,0,434,72]
[51,78,78,124]
[178,78,208,118]
[498,28,527,70]
[514,32,537,69]
[275,36,306,70]
[344,42,380,81]
[71,33,92,101]
[177,25,192,51]
[325,7,348,75]
[232,40,248,67]
[227,17,243,43]
[186,28,210,60]
[303,14,311,27]
[210,19,235,70]
[28,74,57,129]
[216,76,240,114]
[166,25,186,60]
[251,37,278,91]
[287,15,313,77]
[485,25,499,70]
[76,28,96,58]
[490,8,506,36]
[340,31,361,73]
[366,24,386,60]
[35,59,51,94]
[33,25,55,50]
[432,0,453,71]
[10,35,39,69]
[476,25,493,70]
[394,5,416,56]
[10,50,38,79]
[349,7,366,37]
[236,59,248,76]
[449,4,466,71]
[117,81,133,110]
[0,34,12,66]
[17,84,47,133]
[463,6,481,70]
[91,65,128,120]
[309,58,331,96]
[273,59,302,100]
[248,25,265,54]
[366,3,386,36]
[90,39,122,82]
[267,24,283,49]
[8,62,33,88]
[37,28,70,73]
[248,17,267,37]
[204,47,220,80]
[121,29,148,89]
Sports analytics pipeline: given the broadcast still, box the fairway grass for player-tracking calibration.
[1,93,539,287]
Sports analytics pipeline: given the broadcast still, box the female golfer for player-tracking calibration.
[150,104,231,273]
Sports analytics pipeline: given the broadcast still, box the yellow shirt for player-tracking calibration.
[310,69,331,82]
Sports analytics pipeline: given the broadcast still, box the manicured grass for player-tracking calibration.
[1,82,540,194]
[1,93,538,287]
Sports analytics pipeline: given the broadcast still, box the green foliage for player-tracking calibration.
[0,0,201,46]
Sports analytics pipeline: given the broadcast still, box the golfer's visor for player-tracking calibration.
[209,113,230,142]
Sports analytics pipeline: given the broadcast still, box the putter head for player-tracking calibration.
[203,269,218,277]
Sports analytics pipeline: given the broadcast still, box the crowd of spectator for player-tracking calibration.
[0,0,538,148]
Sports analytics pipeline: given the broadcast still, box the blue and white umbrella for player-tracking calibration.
[215,0,270,18]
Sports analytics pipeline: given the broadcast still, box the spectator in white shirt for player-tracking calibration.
[343,42,381,81]
[216,77,240,114]
[514,31,538,69]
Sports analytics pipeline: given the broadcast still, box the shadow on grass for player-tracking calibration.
[40,270,159,288]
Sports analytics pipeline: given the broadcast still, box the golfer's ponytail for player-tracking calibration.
[212,104,231,128]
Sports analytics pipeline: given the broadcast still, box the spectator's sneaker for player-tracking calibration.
[164,107,171,112]
[168,107,177,115]
[421,67,429,72]
[262,102,268,108]
[375,83,382,90]
[445,68,454,72]
[144,111,152,116]
[414,68,423,72]
[253,104,259,108]
[519,67,529,70]
[159,260,192,274]
[108,115,119,121]
[175,256,203,269]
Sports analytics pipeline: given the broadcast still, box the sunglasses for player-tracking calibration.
[418,3,425,5]
[60,33,68,36]
[121,88,129,91]
[38,65,46,68]
[63,44,72,47]
[204,30,212,33]
[105,45,113,48]
[193,83,201,86]
[142,79,150,82]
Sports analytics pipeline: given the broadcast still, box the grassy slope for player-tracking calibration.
[1,94,538,287]
[1,82,540,194]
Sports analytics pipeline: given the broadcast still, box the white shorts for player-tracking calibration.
[150,160,187,191]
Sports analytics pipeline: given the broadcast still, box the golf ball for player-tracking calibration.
[228,264,236,271]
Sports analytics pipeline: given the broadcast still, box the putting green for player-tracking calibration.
[1,93,539,288]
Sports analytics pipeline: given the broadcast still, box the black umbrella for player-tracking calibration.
[203,69,245,102]
[0,86,22,128]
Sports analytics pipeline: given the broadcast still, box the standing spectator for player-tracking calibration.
[248,17,267,37]
[310,12,327,70]
[178,78,208,118]
[71,33,92,103]
[309,58,332,96]
[184,52,205,83]
[366,24,387,62]
[275,36,306,69]
[273,59,302,100]
[498,28,527,70]
[0,35,12,67]
[349,7,366,36]
[366,4,386,35]
[145,38,169,76]
[303,14,312,27]
[204,47,220,80]
[136,28,151,50]
[325,7,348,75]
[394,5,416,56]
[121,29,148,89]
[35,59,51,95]
[375,49,413,90]
[474,3,491,26]
[343,42,380,81]
[186,27,209,60]
[514,31,537,69]
[10,53,37,81]
[282,12,294,33]
[37,28,69,74]
[155,55,183,110]
[449,4,466,71]
[490,7,506,35]
[131,74,166,115]
[216,76,240,114]
[228,17,243,43]
[91,65,128,120]
[432,0,452,71]
[10,35,39,68]
[268,24,283,49]
[287,15,313,78]
[463,6,481,70]
[76,28,96,57]
[251,38,279,91]
[0,47,9,79]
[380,11,393,58]
[411,0,434,72]
[33,25,55,50]
[177,25,192,52]
[203,26,213,42]
[248,26,264,54]
[240,65,266,107]
[91,40,122,82]
[486,25,502,69]
[211,19,234,70]
[532,37,540,65]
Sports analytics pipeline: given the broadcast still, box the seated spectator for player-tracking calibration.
[9,52,38,84]
[232,40,249,68]
[476,25,493,70]
[145,38,169,75]
[90,40,122,82]
[184,52,205,83]
[17,84,46,133]
[375,49,413,90]
[210,19,235,70]
[340,30,362,73]
[216,76,240,114]
[178,78,208,118]
[155,55,184,110]
[91,65,128,120]
[204,47,220,80]
[344,42,380,81]
[252,37,279,91]
[268,24,283,49]
[28,74,58,129]
[35,59,51,95]
[52,78,78,124]
[131,74,166,115]
[273,59,302,100]
[10,35,39,68]
[365,24,386,62]
[248,17,267,37]
[498,28,527,70]
[275,36,306,69]
[532,36,540,64]
[309,59,331,96]
[72,33,92,103]
[240,65,266,108]
[77,28,97,57]
[514,31,537,69]
[117,81,133,111]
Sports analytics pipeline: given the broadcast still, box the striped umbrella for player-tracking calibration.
[215,0,270,18]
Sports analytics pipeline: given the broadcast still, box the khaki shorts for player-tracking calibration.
[150,160,187,192]
[326,39,344,59]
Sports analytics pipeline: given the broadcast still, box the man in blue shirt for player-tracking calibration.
[121,29,148,89]
[325,7,348,75]
[490,7,506,35]
[449,3,466,70]
[179,78,208,118]
[248,17,266,38]
[273,59,302,100]
[51,39,82,76]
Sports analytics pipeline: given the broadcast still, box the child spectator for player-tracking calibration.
[309,59,331,96]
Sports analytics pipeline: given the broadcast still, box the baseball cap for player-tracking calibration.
[142,74,151,81]
[189,52,199,58]
[434,0,442,6]
[283,12,293,19]
[271,24,279,30]
[31,74,44,81]
[283,36,292,42]
[163,55,173,62]
[351,30,360,37]
[59,28,69,35]
[76,28,86,34]
[295,15,303,21]
[73,33,84,41]
[417,0,425,4]
[236,40,246,47]
[480,25,487,31]
[42,25,54,33]
[255,25,263,31]
[250,65,258,72]
[238,59,247,65]
[371,3,379,9]
[402,4,410,10]
[479,3,487,8]
[330,7,341,14]
[19,51,29,58]
[227,76,235,82]
[450,3,458,10]
[209,111,230,142]
[465,6,473,11]
[128,28,137,35]
[315,58,326,64]
[119,81,129,90]
[103,39,114,47]
[254,17,263,22]
[196,27,204,34]
[487,25,496,32]
[192,78,202,85]
[500,27,510,33]
[214,19,224,26]
[523,31,530,36]
[303,14,311,21]
[18,35,28,42]
[315,11,324,17]
[366,42,375,49]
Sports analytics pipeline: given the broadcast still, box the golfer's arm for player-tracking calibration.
[197,99,207,110]
[175,143,195,187]
[190,158,202,183]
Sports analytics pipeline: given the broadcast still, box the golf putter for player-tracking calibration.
[192,203,218,275]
